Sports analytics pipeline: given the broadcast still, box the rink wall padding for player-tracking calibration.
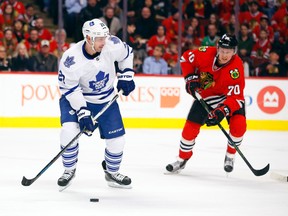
[0,73,287,131]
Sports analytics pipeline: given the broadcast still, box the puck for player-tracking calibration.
[90,198,99,202]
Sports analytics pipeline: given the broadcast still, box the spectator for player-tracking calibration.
[250,29,271,68]
[11,42,32,71]
[30,39,58,72]
[1,0,25,16]
[0,3,18,30]
[142,44,168,75]
[255,49,287,77]
[238,23,254,76]
[0,45,11,71]
[49,28,70,58]
[105,0,123,19]
[100,6,122,36]
[135,7,158,41]
[13,19,25,43]
[163,42,179,74]
[0,27,18,59]
[182,25,202,52]
[239,0,264,30]
[64,0,87,39]
[34,17,53,41]
[271,2,288,44]
[205,13,226,36]
[189,17,205,41]
[22,27,41,57]
[252,14,274,43]
[153,0,170,21]
[185,0,214,19]
[201,23,220,47]
[76,0,103,42]
[17,3,38,32]
[146,25,171,56]
[162,7,185,43]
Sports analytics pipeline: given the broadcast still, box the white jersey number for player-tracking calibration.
[228,85,240,95]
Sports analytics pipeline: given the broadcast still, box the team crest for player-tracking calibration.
[230,69,240,79]
[200,72,215,89]
[89,71,109,92]
[198,46,208,52]
[64,56,75,68]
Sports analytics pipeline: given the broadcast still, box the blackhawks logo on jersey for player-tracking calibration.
[230,69,240,79]
[200,72,215,89]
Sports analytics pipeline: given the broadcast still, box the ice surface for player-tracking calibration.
[0,128,287,216]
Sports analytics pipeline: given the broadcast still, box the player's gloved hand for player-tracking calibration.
[117,70,135,96]
[117,80,135,96]
[185,74,200,99]
[206,104,230,126]
[76,107,98,136]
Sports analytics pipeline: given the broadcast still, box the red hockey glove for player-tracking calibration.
[185,74,200,99]
[206,104,230,126]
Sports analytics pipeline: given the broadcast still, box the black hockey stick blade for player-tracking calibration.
[253,163,270,176]
[194,91,270,177]
[21,90,122,186]
[22,176,36,186]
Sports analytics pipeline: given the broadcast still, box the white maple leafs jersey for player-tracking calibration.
[58,36,134,111]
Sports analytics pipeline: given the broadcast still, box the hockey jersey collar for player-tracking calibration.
[82,42,101,60]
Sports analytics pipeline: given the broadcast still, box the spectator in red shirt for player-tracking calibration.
[239,0,264,30]
[251,29,271,68]
[146,25,171,56]
[22,27,41,57]
[0,3,18,30]
[34,17,53,41]
[1,0,25,16]
[49,28,70,58]
[252,14,274,43]
[162,8,185,43]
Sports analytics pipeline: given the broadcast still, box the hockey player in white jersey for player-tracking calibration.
[57,18,135,191]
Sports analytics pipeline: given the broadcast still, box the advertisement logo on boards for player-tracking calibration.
[257,86,286,114]
[160,87,180,108]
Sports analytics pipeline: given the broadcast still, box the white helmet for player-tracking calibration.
[82,19,110,40]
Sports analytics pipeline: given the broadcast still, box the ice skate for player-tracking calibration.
[57,169,76,191]
[102,161,132,189]
[224,153,235,173]
[166,157,188,173]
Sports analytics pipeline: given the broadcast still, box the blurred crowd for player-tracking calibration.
[0,0,287,77]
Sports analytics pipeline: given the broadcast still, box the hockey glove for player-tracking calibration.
[206,104,230,126]
[117,80,135,96]
[117,70,135,96]
[76,107,98,136]
[185,74,200,99]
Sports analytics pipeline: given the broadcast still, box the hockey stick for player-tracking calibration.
[194,91,270,176]
[21,90,123,186]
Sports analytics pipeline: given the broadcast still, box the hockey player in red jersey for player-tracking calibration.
[166,34,246,174]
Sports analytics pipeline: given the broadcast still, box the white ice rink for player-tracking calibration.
[0,128,287,216]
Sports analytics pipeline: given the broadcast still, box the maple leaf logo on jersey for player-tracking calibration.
[89,71,109,92]
[109,36,120,44]
[230,69,240,79]
[64,56,75,68]
[200,72,215,89]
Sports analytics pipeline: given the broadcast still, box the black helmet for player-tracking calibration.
[218,34,238,49]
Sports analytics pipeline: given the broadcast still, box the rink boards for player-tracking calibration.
[0,73,287,131]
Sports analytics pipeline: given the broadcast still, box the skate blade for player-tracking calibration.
[164,170,182,175]
[107,181,132,189]
[58,181,73,192]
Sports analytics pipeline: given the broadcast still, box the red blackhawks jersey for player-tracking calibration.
[180,46,245,114]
